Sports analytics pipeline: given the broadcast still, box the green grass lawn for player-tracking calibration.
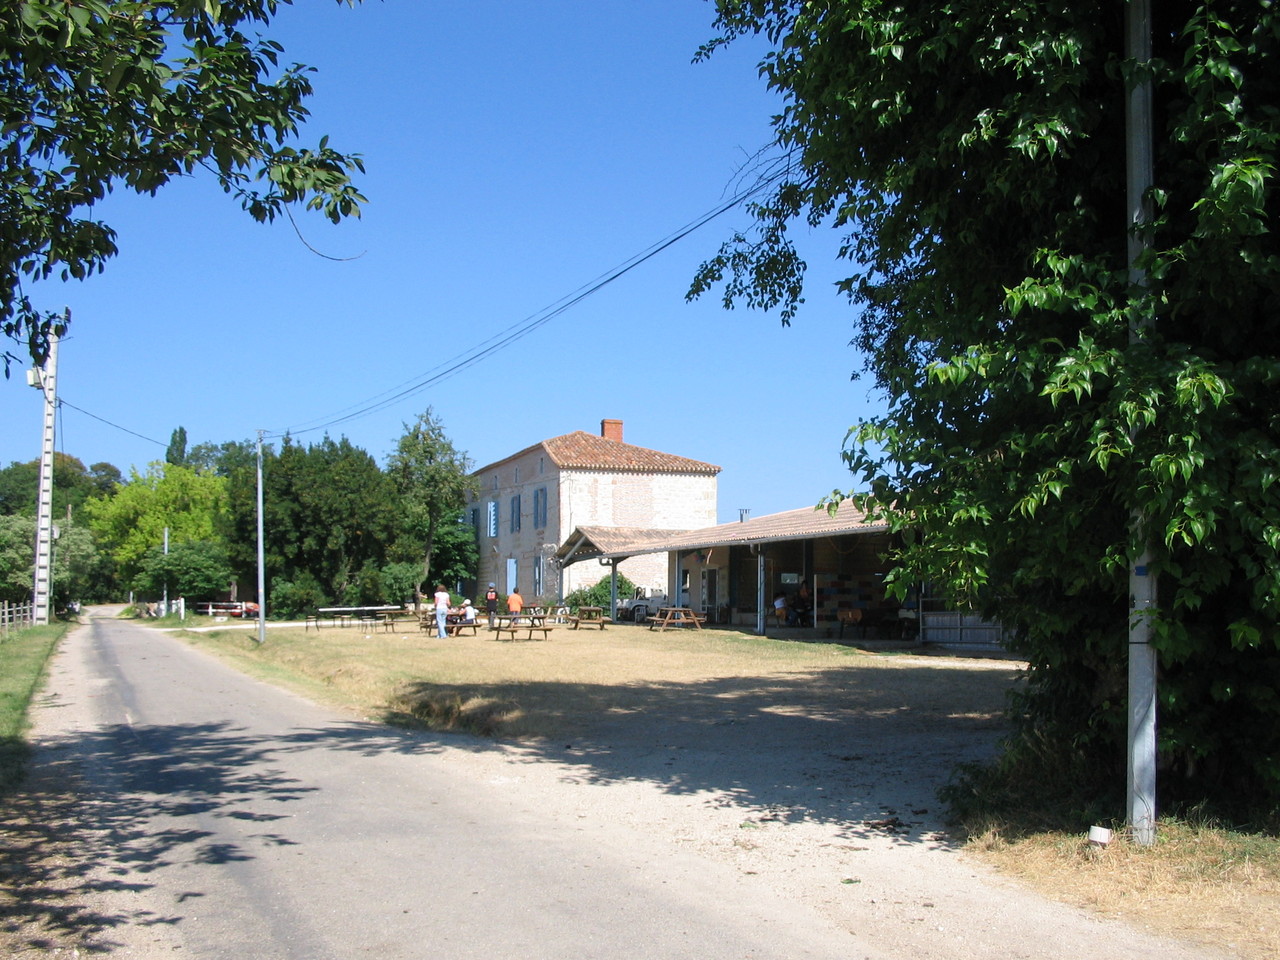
[0,620,72,793]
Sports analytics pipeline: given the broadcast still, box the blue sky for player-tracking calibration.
[1,1,886,524]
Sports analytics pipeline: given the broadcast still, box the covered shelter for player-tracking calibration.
[554,500,915,638]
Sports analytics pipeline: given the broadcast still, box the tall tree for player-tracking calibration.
[386,410,478,606]
[696,2,1280,818]
[201,440,263,588]
[262,435,395,604]
[83,462,227,583]
[165,426,188,467]
[1,0,366,372]
[133,539,232,602]
[0,514,100,606]
[0,452,122,518]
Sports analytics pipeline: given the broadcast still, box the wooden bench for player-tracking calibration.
[647,608,705,630]
[569,606,611,630]
[567,616,612,630]
[492,624,553,641]
[446,621,480,637]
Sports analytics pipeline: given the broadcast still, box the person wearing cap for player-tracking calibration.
[484,583,499,628]
[461,599,477,624]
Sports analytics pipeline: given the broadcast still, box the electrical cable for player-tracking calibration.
[57,398,166,447]
[49,154,797,452]
[274,156,795,439]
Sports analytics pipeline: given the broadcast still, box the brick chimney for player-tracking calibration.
[601,419,623,442]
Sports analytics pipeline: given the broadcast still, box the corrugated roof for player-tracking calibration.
[474,431,720,476]
[556,499,887,564]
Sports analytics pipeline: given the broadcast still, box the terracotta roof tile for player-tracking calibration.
[543,431,720,474]
[556,500,886,562]
[473,431,720,476]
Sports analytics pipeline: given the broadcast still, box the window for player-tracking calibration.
[514,465,520,483]
[533,487,548,528]
[533,556,544,597]
[509,494,521,533]
[486,501,498,538]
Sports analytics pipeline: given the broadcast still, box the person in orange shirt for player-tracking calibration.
[506,587,524,621]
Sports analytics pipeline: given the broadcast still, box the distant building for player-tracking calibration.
[467,419,719,602]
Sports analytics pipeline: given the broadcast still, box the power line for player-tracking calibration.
[274,157,795,439]
[49,156,796,453]
[57,398,166,447]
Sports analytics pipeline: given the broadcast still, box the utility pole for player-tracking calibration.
[162,526,170,616]
[1126,0,1158,846]
[256,430,267,645]
[28,326,61,625]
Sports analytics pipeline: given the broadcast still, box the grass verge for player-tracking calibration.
[0,621,73,795]
[966,819,1280,958]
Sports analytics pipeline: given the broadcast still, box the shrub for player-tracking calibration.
[270,572,328,620]
[562,574,636,611]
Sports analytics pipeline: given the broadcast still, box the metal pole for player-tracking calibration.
[1126,0,1158,846]
[756,547,766,635]
[30,327,60,625]
[163,526,169,616]
[256,431,267,645]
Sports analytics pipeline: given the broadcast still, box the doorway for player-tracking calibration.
[700,568,719,621]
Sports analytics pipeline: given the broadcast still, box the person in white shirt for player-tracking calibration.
[433,584,451,639]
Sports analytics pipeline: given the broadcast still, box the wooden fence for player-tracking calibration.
[1,601,36,636]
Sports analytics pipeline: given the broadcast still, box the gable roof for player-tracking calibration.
[474,430,721,476]
[555,499,887,565]
[556,526,685,567]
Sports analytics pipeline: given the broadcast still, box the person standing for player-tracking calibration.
[507,586,524,623]
[433,584,451,639]
[792,581,814,627]
[484,583,499,628]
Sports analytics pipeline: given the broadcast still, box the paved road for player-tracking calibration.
[28,611,887,960]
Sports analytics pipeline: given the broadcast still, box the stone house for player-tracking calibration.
[466,419,719,603]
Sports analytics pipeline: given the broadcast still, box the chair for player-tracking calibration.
[837,608,863,640]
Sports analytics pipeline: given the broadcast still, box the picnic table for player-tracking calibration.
[445,612,481,636]
[647,607,705,631]
[412,609,483,636]
[311,605,403,630]
[568,606,611,630]
[491,611,552,641]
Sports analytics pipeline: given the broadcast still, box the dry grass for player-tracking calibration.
[970,821,1280,959]
[177,620,1009,739]
[176,620,1280,957]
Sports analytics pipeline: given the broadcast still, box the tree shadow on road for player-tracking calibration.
[0,659,1019,954]
[370,659,1021,847]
